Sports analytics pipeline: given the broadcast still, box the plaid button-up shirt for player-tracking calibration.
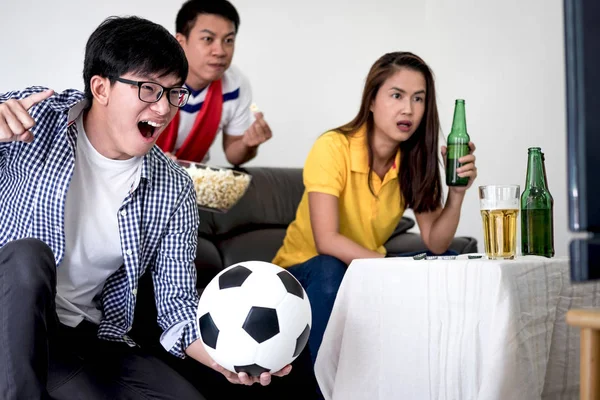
[0,87,200,358]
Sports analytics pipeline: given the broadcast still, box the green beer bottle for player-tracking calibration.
[521,147,555,257]
[446,99,470,186]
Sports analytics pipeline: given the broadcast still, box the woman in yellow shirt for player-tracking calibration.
[272,52,477,365]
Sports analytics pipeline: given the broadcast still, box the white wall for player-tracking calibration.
[0,0,572,256]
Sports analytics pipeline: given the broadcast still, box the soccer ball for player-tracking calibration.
[196,260,312,377]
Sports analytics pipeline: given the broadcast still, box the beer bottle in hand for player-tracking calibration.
[521,147,555,257]
[446,99,470,186]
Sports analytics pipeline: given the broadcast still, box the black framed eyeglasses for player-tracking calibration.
[111,77,190,108]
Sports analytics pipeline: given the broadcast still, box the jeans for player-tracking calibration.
[287,255,348,366]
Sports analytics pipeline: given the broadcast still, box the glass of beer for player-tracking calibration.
[479,185,520,259]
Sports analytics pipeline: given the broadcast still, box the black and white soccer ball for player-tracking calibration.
[196,260,312,377]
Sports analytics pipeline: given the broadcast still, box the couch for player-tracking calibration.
[193,166,478,289]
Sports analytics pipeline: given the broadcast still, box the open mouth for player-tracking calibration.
[397,120,413,132]
[138,120,162,139]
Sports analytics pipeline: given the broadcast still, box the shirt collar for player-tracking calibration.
[46,88,86,116]
[140,149,156,190]
[185,83,208,98]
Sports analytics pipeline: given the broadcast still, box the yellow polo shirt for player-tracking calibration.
[272,126,405,268]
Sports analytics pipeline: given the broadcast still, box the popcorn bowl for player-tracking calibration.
[177,160,252,213]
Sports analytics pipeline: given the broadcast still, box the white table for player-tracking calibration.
[314,255,600,400]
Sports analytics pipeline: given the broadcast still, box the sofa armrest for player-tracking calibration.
[384,232,478,255]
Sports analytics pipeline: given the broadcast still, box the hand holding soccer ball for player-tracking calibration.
[196,261,312,377]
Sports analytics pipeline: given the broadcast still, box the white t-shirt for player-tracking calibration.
[55,113,143,327]
[175,64,255,162]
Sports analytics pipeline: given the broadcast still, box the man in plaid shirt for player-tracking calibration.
[0,16,289,399]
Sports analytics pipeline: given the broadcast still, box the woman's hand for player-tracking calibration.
[441,141,477,193]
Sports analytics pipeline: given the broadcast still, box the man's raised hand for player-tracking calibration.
[0,90,54,143]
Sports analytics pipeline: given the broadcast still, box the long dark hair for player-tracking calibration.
[333,52,442,213]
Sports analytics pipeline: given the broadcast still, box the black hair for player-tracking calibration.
[176,0,240,37]
[83,16,189,102]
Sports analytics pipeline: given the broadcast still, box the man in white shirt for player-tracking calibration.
[156,0,272,165]
[0,15,288,400]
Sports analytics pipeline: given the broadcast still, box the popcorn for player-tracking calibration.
[183,165,251,211]
[250,103,260,113]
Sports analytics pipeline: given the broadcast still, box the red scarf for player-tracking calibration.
[156,79,223,162]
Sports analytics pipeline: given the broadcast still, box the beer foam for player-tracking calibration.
[480,199,519,210]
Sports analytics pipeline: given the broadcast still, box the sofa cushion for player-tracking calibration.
[198,167,304,237]
[195,236,223,289]
[391,216,415,236]
[216,228,287,268]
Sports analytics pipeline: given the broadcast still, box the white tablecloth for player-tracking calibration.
[314,255,600,400]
